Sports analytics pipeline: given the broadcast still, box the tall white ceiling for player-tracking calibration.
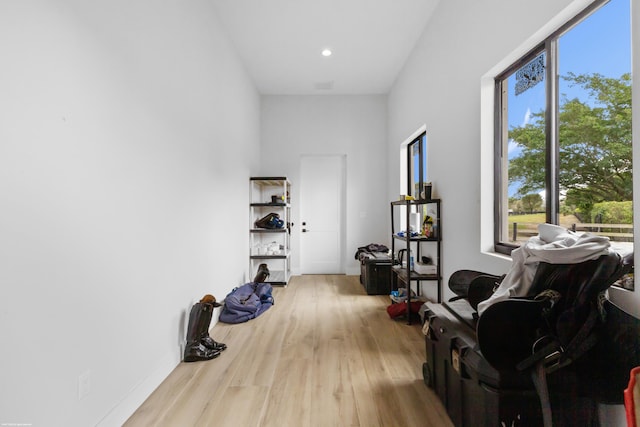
[211,0,440,95]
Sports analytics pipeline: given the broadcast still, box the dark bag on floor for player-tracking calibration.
[387,301,423,319]
[219,282,274,324]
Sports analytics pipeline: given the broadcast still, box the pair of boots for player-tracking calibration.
[254,263,270,283]
[184,295,227,362]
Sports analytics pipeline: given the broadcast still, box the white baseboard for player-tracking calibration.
[96,349,180,427]
[96,303,224,426]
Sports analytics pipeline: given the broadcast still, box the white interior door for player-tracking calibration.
[300,155,345,274]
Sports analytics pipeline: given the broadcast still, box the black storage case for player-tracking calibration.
[359,253,392,295]
[420,301,542,427]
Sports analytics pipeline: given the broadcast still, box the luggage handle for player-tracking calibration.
[451,348,461,374]
[451,344,472,379]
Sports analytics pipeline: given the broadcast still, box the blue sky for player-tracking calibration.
[560,0,631,82]
[507,0,631,197]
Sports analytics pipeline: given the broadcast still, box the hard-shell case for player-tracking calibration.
[420,301,542,427]
[359,253,392,295]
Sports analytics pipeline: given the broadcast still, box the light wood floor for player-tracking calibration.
[125,275,453,427]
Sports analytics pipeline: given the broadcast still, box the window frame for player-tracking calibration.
[493,0,614,255]
[407,132,427,199]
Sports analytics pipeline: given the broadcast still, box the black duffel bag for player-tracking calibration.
[255,212,284,229]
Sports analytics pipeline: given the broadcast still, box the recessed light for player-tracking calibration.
[321,48,332,57]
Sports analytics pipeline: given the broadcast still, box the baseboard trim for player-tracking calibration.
[96,349,180,427]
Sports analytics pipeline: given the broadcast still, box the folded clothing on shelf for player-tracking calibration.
[414,262,437,275]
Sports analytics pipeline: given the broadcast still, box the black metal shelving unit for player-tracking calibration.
[390,198,442,324]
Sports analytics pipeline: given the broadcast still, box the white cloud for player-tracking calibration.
[508,138,520,155]
[522,107,532,126]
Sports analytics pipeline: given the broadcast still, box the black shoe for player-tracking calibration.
[184,342,221,362]
[199,301,227,352]
[201,335,227,351]
[253,263,270,283]
[184,302,220,362]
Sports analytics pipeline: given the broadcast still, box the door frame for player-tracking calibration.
[299,154,347,274]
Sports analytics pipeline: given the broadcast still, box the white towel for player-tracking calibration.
[477,224,611,315]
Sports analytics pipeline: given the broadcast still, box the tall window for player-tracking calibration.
[495,0,633,270]
[408,132,427,199]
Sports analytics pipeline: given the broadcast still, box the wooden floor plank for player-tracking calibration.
[125,275,453,427]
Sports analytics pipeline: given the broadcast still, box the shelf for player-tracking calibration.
[250,177,288,184]
[393,266,440,282]
[390,198,442,323]
[391,198,441,206]
[250,202,290,207]
[393,234,439,242]
[250,251,291,259]
[250,177,291,286]
[262,270,288,285]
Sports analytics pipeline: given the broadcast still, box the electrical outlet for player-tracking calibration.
[78,370,91,400]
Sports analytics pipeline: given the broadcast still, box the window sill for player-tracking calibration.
[481,249,512,262]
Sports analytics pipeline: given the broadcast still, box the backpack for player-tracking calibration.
[254,212,284,229]
[219,282,274,324]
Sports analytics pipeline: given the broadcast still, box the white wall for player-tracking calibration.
[260,95,388,275]
[0,1,260,425]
